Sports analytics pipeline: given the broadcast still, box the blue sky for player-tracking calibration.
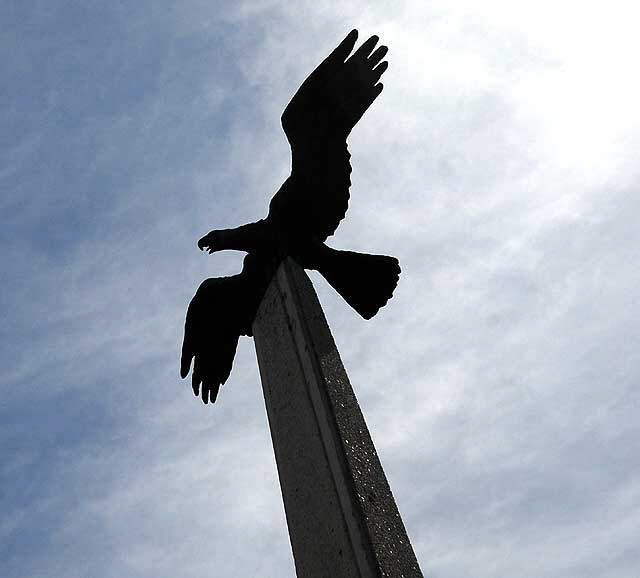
[2,1,640,577]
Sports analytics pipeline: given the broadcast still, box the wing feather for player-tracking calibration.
[281,30,386,145]
[180,276,246,404]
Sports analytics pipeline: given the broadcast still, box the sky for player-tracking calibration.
[1,1,639,576]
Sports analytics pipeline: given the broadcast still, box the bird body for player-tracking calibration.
[181,30,400,404]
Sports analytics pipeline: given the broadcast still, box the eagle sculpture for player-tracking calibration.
[180,30,400,404]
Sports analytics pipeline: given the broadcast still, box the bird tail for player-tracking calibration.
[313,246,400,319]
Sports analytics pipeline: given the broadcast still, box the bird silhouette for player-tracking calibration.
[181,30,400,404]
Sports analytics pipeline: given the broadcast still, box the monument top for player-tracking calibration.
[180,29,400,405]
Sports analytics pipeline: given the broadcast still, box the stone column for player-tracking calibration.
[253,258,423,578]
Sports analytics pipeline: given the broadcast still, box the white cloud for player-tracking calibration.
[2,1,639,577]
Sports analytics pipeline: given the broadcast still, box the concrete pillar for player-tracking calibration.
[253,258,423,578]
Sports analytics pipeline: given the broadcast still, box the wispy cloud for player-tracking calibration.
[1,1,639,577]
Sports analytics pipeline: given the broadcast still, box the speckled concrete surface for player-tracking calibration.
[253,259,423,578]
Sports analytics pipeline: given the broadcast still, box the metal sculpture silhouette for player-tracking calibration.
[181,30,400,404]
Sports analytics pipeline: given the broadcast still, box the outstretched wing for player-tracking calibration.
[180,255,273,405]
[180,276,247,404]
[281,30,388,146]
[276,30,389,242]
